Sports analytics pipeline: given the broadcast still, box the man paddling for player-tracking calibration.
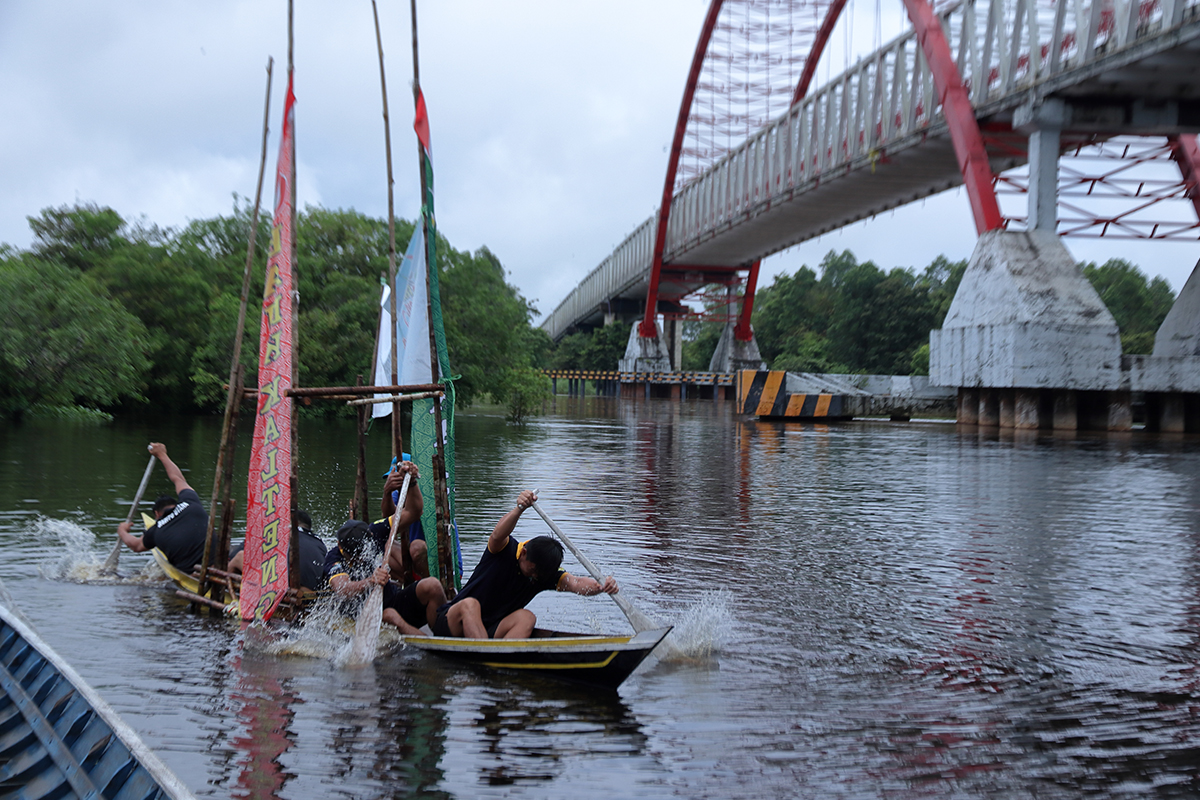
[432,490,618,640]
[323,520,445,636]
[115,442,213,572]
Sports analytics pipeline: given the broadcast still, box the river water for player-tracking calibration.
[2,399,1200,798]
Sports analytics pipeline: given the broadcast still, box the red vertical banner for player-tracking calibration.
[242,74,296,622]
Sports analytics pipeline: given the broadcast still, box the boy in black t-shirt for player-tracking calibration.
[116,442,213,572]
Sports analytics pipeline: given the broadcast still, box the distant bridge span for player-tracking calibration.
[543,0,1200,350]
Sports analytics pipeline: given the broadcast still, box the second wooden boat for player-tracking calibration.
[401,627,671,690]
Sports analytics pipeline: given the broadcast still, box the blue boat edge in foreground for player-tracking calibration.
[400,626,673,690]
[0,601,196,800]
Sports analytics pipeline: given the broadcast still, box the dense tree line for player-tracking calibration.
[550,249,1177,376]
[0,202,549,421]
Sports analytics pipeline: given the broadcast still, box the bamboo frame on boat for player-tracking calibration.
[189,0,459,619]
[345,391,444,406]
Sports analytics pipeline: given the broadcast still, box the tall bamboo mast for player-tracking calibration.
[372,0,403,461]
[373,0,415,581]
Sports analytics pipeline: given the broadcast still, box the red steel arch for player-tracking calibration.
[902,0,1004,235]
[641,0,1004,341]
[639,0,725,338]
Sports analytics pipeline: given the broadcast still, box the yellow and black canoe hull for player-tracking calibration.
[401,627,671,690]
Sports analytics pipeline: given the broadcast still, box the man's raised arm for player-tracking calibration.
[488,489,537,553]
[149,442,191,494]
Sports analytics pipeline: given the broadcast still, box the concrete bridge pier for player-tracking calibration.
[931,228,1125,429]
[620,322,672,373]
[708,320,767,373]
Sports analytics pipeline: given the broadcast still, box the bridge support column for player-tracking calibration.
[957,388,979,424]
[1053,390,1078,430]
[664,318,683,371]
[979,389,999,427]
[930,230,1123,419]
[619,321,672,373]
[1019,99,1065,232]
[998,390,1015,427]
[709,320,767,373]
[1014,389,1041,429]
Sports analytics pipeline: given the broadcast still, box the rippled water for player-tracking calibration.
[3,401,1200,798]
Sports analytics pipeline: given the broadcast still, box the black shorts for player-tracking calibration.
[384,582,427,630]
[431,603,500,638]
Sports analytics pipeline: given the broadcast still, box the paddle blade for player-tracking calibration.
[347,584,384,666]
[101,541,121,575]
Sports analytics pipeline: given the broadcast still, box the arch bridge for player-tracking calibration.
[542,0,1200,410]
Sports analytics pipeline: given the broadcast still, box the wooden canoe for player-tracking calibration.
[0,602,195,799]
[401,626,672,690]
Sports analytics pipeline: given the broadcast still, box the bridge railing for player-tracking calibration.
[666,0,1199,260]
[543,216,657,341]
[544,0,1199,341]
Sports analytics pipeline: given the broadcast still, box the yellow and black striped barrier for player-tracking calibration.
[737,370,847,419]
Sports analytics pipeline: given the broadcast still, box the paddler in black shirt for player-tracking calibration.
[115,442,213,572]
[431,489,618,639]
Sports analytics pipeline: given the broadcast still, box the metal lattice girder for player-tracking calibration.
[996,135,1200,238]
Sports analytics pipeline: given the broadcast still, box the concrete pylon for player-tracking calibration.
[618,323,672,372]
[708,321,767,373]
[930,230,1122,389]
[1154,257,1200,356]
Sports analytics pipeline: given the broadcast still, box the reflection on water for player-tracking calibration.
[4,404,1200,797]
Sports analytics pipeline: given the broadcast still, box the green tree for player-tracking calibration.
[440,244,541,406]
[0,257,150,419]
[681,320,723,371]
[28,203,127,271]
[496,365,551,424]
[549,321,631,371]
[1082,258,1175,354]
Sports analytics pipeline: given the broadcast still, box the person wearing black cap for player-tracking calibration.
[115,442,213,572]
[321,519,446,635]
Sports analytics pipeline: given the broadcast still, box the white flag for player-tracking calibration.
[373,225,431,418]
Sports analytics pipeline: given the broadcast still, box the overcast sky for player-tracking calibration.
[2,1,1197,326]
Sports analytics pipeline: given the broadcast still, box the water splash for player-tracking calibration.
[243,596,403,664]
[656,589,731,663]
[33,516,163,585]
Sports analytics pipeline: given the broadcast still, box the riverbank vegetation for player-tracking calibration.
[0,202,550,422]
[1,201,1177,423]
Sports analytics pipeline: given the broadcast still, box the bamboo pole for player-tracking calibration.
[345,391,444,406]
[242,383,444,398]
[198,58,274,604]
[372,0,404,462]
[410,0,455,593]
[354,374,369,521]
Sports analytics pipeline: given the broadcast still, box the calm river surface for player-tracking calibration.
[3,399,1200,798]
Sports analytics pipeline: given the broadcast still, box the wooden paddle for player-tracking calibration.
[347,472,411,665]
[102,451,156,575]
[529,499,661,635]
